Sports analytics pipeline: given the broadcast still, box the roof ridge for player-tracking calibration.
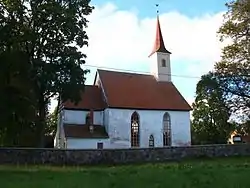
[98,69,153,77]
[85,85,99,87]
[98,69,191,111]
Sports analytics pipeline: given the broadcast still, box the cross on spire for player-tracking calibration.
[156,4,159,14]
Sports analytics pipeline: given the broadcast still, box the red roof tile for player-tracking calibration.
[64,124,109,138]
[98,69,192,111]
[149,15,171,57]
[62,85,106,110]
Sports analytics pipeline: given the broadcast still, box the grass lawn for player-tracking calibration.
[1,157,250,188]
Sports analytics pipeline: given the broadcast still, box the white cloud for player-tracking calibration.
[83,3,225,73]
[50,2,226,112]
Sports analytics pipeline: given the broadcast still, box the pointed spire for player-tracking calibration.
[149,14,171,57]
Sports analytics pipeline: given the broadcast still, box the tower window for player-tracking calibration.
[161,59,166,67]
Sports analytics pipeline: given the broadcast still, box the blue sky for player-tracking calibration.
[50,0,229,110]
[92,0,228,17]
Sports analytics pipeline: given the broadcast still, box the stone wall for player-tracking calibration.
[0,144,250,166]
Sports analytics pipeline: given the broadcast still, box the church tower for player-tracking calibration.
[149,15,171,82]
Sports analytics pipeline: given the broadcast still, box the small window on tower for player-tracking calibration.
[161,59,166,67]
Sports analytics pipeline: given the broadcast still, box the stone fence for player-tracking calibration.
[0,144,250,166]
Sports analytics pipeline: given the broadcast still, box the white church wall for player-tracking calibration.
[63,109,87,124]
[93,111,103,125]
[150,52,171,82]
[103,109,110,132]
[63,109,104,125]
[107,108,191,148]
[54,111,65,148]
[66,138,110,149]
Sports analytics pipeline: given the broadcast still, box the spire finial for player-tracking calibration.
[155,4,159,15]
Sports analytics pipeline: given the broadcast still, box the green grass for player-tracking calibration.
[1,157,250,188]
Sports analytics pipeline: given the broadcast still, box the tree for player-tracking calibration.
[215,0,250,118]
[46,107,58,137]
[0,25,38,146]
[192,72,235,145]
[0,0,93,146]
[236,120,250,135]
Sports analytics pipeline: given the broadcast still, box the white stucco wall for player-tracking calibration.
[93,111,103,125]
[54,111,66,148]
[66,138,110,149]
[107,108,191,148]
[103,109,109,133]
[63,109,104,125]
[59,108,190,149]
[150,52,171,82]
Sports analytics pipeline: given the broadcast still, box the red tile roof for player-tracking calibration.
[62,85,106,110]
[64,124,109,138]
[98,69,191,111]
[149,15,171,57]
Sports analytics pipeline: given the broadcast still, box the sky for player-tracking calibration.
[50,0,229,111]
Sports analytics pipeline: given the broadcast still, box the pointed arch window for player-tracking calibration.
[149,134,154,147]
[163,112,171,146]
[131,112,140,147]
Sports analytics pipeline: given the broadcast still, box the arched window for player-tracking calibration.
[163,112,171,146]
[161,59,166,67]
[86,113,91,125]
[149,134,154,147]
[131,111,140,147]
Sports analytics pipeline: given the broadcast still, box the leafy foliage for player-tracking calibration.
[46,107,58,137]
[235,120,250,135]
[215,0,250,118]
[192,72,235,145]
[0,0,93,146]
[0,28,38,146]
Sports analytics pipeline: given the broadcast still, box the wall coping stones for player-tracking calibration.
[0,144,249,166]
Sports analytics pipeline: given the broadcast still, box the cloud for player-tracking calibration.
[50,2,226,111]
[84,3,225,71]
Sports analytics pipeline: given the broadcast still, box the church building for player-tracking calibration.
[54,15,192,149]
